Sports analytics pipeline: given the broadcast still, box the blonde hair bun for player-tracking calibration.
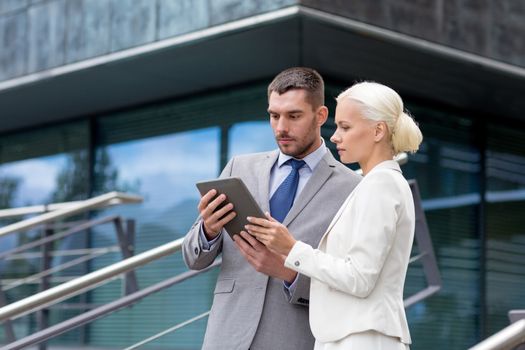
[337,82,423,154]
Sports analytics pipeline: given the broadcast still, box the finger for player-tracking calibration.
[216,211,236,228]
[234,233,257,257]
[207,194,228,212]
[265,212,278,222]
[244,224,271,237]
[246,216,274,227]
[240,231,265,250]
[247,231,269,248]
[198,189,217,211]
[210,203,234,222]
[234,238,253,261]
[245,227,263,241]
[204,206,235,234]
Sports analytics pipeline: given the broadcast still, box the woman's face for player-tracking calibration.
[330,99,376,165]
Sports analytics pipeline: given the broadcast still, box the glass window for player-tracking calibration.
[84,84,269,349]
[401,105,481,350]
[88,128,220,349]
[228,121,275,158]
[0,121,89,342]
[485,123,525,336]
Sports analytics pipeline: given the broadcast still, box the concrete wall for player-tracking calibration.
[300,0,525,68]
[1,0,523,83]
[0,0,296,81]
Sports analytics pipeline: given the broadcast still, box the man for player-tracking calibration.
[182,67,361,349]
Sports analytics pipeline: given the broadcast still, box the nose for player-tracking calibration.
[330,131,340,144]
[275,117,289,133]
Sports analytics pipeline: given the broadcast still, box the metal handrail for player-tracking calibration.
[1,260,221,350]
[2,247,118,292]
[0,237,185,322]
[0,192,142,343]
[0,195,141,220]
[469,319,525,350]
[0,215,120,260]
[0,191,142,238]
[0,163,440,349]
[2,246,120,260]
[124,311,211,350]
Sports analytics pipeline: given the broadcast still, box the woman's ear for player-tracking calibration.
[374,122,388,142]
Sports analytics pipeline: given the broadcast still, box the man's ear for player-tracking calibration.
[316,106,329,126]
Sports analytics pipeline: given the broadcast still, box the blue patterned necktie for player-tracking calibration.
[270,159,306,223]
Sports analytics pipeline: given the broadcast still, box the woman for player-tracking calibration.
[244,81,422,349]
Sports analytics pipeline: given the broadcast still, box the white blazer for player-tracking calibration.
[285,160,414,344]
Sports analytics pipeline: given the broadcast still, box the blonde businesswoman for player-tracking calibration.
[242,81,422,349]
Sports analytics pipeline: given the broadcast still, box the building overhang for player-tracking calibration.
[1,5,524,133]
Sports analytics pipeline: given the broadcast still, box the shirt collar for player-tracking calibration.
[277,139,327,171]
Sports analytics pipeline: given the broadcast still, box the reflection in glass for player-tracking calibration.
[486,124,525,337]
[89,127,220,349]
[228,121,275,158]
[0,155,67,207]
[399,106,481,350]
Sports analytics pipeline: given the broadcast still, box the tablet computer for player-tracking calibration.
[196,177,266,239]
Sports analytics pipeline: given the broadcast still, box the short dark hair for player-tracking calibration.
[267,67,325,109]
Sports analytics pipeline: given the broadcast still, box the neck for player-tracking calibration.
[359,147,393,176]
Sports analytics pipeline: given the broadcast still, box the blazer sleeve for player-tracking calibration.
[182,157,235,270]
[284,171,402,298]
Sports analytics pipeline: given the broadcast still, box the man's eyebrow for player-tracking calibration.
[267,108,305,114]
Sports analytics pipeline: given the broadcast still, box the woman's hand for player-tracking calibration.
[244,212,296,256]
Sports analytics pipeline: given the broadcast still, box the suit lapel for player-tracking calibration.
[282,151,336,226]
[254,150,279,213]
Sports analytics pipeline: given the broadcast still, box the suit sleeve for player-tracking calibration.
[182,158,235,270]
[284,172,401,298]
[283,273,311,306]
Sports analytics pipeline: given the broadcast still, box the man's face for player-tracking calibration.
[268,89,324,159]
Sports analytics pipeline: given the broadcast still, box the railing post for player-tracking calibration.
[114,218,139,296]
[125,220,136,294]
[37,223,54,350]
[80,216,92,346]
[403,180,442,308]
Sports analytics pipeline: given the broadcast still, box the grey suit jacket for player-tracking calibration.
[182,149,361,350]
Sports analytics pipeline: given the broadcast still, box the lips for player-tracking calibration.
[277,137,294,144]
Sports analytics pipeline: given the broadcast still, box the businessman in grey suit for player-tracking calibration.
[182,67,361,350]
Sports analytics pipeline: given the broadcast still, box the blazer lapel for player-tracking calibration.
[282,151,336,226]
[254,150,279,213]
[318,189,354,245]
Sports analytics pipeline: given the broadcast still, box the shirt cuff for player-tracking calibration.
[198,222,222,251]
[283,273,299,292]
